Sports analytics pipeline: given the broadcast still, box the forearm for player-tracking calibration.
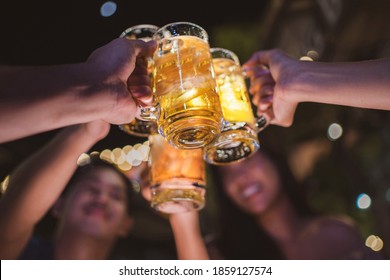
[290,59,390,110]
[0,64,110,142]
[0,126,99,240]
[169,213,209,260]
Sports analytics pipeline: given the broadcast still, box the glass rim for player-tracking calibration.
[119,24,160,38]
[210,47,241,65]
[153,21,208,42]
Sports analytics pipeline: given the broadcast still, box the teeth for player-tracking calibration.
[241,184,260,199]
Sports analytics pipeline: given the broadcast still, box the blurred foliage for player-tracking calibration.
[210,20,265,62]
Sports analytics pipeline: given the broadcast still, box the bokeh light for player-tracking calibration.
[385,187,390,202]
[365,235,384,252]
[100,1,117,17]
[356,193,371,209]
[77,153,91,166]
[299,56,313,61]
[0,175,10,194]
[307,50,319,60]
[78,140,150,171]
[327,123,343,140]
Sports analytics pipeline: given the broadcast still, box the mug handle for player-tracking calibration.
[254,114,269,132]
[137,101,160,121]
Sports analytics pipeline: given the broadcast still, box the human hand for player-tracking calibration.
[86,38,156,124]
[243,49,299,127]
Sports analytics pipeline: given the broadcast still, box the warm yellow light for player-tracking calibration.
[365,235,376,247]
[1,175,10,194]
[299,56,313,61]
[77,153,91,166]
[307,50,319,60]
[122,145,133,154]
[90,141,151,170]
[117,161,132,171]
[111,148,125,164]
[365,235,384,252]
[99,149,112,163]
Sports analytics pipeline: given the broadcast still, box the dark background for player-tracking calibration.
[0,0,389,259]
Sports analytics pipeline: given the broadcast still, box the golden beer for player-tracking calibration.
[153,23,223,149]
[214,58,255,124]
[149,133,206,213]
[204,48,260,165]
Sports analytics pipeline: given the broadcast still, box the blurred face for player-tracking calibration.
[58,167,131,239]
[220,152,282,215]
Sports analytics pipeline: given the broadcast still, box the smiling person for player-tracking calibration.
[208,147,381,260]
[0,121,136,259]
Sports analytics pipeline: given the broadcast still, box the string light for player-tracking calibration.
[76,140,150,171]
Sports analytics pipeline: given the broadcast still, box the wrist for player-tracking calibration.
[56,124,101,149]
[169,212,201,231]
[282,61,314,104]
[77,61,133,124]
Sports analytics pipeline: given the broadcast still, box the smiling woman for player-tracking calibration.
[207,145,382,260]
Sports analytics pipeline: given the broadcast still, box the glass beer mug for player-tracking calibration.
[148,133,206,214]
[204,48,267,165]
[118,24,159,137]
[151,22,224,149]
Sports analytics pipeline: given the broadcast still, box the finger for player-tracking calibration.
[125,39,156,58]
[249,75,274,95]
[258,94,273,112]
[252,84,273,107]
[137,40,157,57]
[128,74,151,87]
[242,50,274,68]
[129,85,153,104]
[243,65,270,79]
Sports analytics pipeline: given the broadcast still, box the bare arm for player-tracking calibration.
[0,121,109,259]
[0,38,156,143]
[291,59,390,110]
[169,212,209,260]
[243,49,390,127]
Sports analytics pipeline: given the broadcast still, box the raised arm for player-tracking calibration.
[0,120,109,259]
[0,38,156,143]
[169,211,209,260]
[243,49,390,127]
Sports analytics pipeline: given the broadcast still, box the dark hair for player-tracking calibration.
[63,155,136,215]
[209,146,316,259]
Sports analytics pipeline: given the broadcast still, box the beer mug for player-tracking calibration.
[148,133,206,214]
[118,24,159,137]
[204,48,267,165]
[151,22,224,149]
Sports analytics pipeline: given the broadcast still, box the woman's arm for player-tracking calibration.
[169,212,209,260]
[0,121,109,259]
